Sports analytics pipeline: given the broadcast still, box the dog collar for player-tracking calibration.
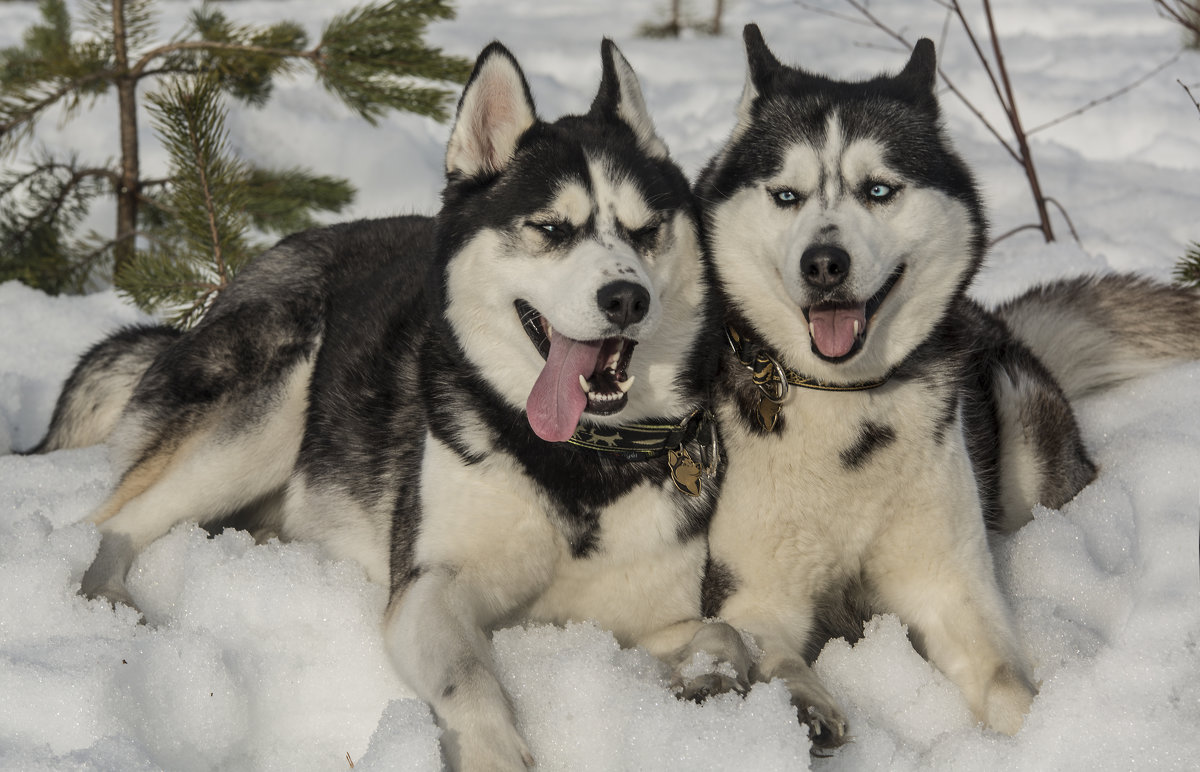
[567,409,717,497]
[725,322,889,431]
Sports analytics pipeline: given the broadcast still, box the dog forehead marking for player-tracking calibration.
[841,139,891,190]
[543,179,592,226]
[587,156,655,232]
[819,113,846,205]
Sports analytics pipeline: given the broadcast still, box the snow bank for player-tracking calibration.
[2,0,1199,769]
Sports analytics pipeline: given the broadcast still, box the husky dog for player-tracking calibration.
[695,25,1200,746]
[36,41,753,770]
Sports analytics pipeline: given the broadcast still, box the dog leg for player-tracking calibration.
[641,619,756,701]
[385,566,533,772]
[754,632,847,749]
[866,494,1035,735]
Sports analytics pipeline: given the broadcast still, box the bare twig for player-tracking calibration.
[838,0,1021,164]
[1029,51,1185,134]
[796,2,879,28]
[1153,0,1200,32]
[980,0,1053,241]
[1180,79,1200,118]
[990,223,1044,246]
[1044,197,1081,243]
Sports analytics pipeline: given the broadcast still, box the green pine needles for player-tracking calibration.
[0,0,470,325]
[1175,243,1200,288]
[123,77,251,327]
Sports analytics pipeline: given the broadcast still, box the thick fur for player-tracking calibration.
[37,41,752,771]
[27,325,180,454]
[696,25,1200,746]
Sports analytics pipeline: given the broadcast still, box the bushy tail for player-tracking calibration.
[993,274,1200,402]
[27,324,180,454]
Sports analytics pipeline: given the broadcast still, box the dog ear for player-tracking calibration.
[743,24,783,96]
[726,24,782,143]
[895,38,939,109]
[445,42,538,178]
[591,39,670,160]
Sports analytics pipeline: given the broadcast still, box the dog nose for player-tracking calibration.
[800,245,851,289]
[597,280,650,328]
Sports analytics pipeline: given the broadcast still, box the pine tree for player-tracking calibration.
[0,0,469,309]
[1174,243,1200,287]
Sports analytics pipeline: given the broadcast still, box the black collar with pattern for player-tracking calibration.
[566,409,717,496]
[725,322,890,431]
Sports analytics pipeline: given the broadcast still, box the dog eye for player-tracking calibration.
[530,221,574,241]
[771,188,802,208]
[865,183,897,202]
[628,222,661,249]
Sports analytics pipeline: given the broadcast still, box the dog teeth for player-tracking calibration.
[579,375,592,393]
[617,375,635,394]
[809,322,816,339]
[853,319,860,337]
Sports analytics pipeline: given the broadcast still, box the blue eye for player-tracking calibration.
[772,189,801,207]
[530,221,573,240]
[867,183,896,201]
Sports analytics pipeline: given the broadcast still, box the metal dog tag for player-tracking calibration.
[757,397,781,432]
[668,446,703,497]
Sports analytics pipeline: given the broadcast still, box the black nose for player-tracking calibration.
[799,245,851,289]
[597,280,650,328]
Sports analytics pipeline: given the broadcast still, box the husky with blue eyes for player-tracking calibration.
[32,40,753,771]
[695,25,1200,748]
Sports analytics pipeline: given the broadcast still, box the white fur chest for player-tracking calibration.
[416,435,706,646]
[710,378,968,605]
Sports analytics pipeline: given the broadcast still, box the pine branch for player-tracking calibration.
[0,153,112,292]
[120,75,252,325]
[315,0,471,123]
[242,166,355,235]
[1174,243,1200,287]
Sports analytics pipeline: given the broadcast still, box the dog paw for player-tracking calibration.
[794,699,848,752]
[676,670,748,703]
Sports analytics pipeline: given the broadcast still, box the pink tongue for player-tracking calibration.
[808,305,866,358]
[526,330,602,442]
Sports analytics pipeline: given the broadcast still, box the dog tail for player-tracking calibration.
[26,324,180,454]
[993,274,1200,402]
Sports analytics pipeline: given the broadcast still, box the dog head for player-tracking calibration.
[439,41,708,442]
[698,26,986,383]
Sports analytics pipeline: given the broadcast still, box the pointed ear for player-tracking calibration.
[728,24,782,143]
[445,42,538,178]
[743,24,782,97]
[895,38,939,107]
[590,39,670,160]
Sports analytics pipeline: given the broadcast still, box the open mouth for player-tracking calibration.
[802,265,905,362]
[516,300,637,442]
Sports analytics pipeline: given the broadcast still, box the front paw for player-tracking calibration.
[792,696,847,751]
[670,621,755,702]
[675,668,749,703]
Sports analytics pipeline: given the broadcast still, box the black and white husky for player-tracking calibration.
[695,25,1200,746]
[34,41,752,770]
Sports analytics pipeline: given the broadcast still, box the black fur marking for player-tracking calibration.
[568,522,601,559]
[805,572,876,662]
[839,421,896,470]
[442,684,457,700]
[701,555,739,618]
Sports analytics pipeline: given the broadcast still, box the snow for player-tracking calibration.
[2,0,1199,769]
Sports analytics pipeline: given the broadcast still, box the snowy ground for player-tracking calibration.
[2,0,1199,769]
